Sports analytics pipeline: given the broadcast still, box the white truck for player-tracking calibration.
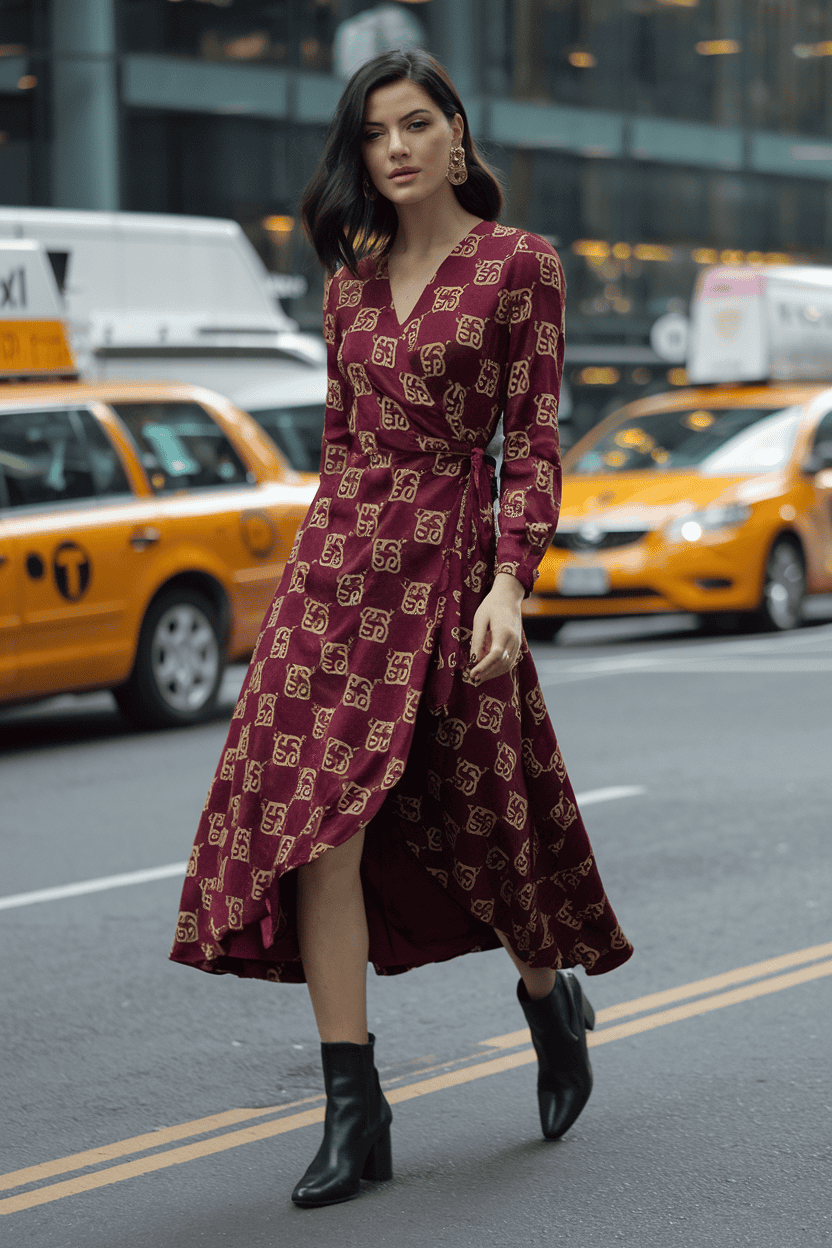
[0,208,327,472]
[687,264,832,385]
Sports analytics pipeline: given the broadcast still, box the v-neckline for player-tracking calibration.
[384,220,490,330]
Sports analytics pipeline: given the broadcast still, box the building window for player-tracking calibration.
[486,0,832,134]
[121,0,343,73]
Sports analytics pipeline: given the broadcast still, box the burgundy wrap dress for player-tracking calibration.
[170,221,633,982]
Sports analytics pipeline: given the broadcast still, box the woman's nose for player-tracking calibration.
[387,129,409,159]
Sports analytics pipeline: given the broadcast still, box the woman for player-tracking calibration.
[170,48,633,1209]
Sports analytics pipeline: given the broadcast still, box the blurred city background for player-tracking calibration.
[3,8,832,1242]
[5,0,832,444]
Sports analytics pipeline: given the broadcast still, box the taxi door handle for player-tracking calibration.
[129,526,161,551]
[0,554,6,567]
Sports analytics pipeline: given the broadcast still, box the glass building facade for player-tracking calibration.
[4,0,832,439]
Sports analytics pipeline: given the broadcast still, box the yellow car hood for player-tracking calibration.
[558,471,776,530]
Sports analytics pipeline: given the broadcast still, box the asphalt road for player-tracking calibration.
[1,608,831,1248]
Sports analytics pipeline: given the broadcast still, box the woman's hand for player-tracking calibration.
[469,572,524,684]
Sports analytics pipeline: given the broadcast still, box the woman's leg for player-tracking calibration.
[297,830,369,1044]
[293,830,393,1208]
[495,928,556,1001]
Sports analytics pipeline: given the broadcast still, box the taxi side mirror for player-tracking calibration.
[803,439,832,474]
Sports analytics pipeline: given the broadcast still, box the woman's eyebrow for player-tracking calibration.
[363,108,432,128]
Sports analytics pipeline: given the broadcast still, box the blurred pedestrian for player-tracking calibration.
[170,48,633,1209]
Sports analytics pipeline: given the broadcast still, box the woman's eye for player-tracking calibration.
[409,120,427,130]
[363,132,381,142]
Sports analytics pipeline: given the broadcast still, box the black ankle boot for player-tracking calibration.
[517,971,596,1140]
[291,1033,393,1208]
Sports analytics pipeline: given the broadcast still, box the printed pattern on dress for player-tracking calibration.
[170,222,632,984]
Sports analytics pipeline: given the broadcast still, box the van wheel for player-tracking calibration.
[115,589,224,728]
[750,537,805,632]
[523,618,566,642]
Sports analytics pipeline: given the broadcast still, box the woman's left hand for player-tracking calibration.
[469,572,524,684]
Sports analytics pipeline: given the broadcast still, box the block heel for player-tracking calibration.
[361,1124,393,1182]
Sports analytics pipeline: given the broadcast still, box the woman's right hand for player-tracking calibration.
[469,572,524,684]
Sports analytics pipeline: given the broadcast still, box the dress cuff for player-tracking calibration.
[494,560,539,599]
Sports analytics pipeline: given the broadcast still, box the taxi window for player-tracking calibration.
[0,407,131,511]
[247,404,326,473]
[573,406,801,476]
[111,402,252,493]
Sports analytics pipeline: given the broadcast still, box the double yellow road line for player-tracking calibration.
[3,940,831,1216]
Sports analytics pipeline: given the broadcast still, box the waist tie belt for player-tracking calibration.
[470,446,499,506]
[425,445,498,716]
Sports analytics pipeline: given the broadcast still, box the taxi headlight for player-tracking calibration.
[664,503,752,544]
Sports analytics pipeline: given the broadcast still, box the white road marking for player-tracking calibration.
[574,785,646,805]
[0,788,645,913]
[0,863,188,912]
[535,625,832,684]
[539,657,832,683]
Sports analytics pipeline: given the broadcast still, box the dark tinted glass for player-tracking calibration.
[249,404,325,473]
[111,401,251,492]
[0,407,130,509]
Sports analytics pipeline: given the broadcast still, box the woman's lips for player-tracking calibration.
[389,168,419,182]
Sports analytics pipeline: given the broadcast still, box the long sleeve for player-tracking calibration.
[494,242,565,596]
[320,270,355,479]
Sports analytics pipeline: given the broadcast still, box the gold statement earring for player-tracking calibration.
[363,174,378,201]
[446,144,468,186]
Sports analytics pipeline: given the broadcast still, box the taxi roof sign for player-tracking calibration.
[0,239,77,379]
[688,264,832,385]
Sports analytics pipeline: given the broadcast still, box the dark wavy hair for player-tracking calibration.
[301,49,504,275]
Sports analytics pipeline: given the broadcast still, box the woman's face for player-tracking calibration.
[362,79,463,207]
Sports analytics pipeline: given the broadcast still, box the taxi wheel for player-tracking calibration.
[115,589,224,729]
[752,537,806,632]
[522,618,566,643]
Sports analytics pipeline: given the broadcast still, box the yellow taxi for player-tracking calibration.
[0,379,316,726]
[523,383,832,637]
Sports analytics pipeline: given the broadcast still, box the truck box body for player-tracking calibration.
[688,265,832,385]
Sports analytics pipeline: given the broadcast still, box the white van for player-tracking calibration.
[0,208,327,472]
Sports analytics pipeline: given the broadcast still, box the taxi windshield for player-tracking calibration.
[572,405,802,476]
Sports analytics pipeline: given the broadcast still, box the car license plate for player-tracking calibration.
[558,566,611,596]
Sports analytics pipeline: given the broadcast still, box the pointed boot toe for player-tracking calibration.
[537,1076,591,1140]
[517,971,596,1140]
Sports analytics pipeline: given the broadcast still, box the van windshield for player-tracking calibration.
[572,405,802,476]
